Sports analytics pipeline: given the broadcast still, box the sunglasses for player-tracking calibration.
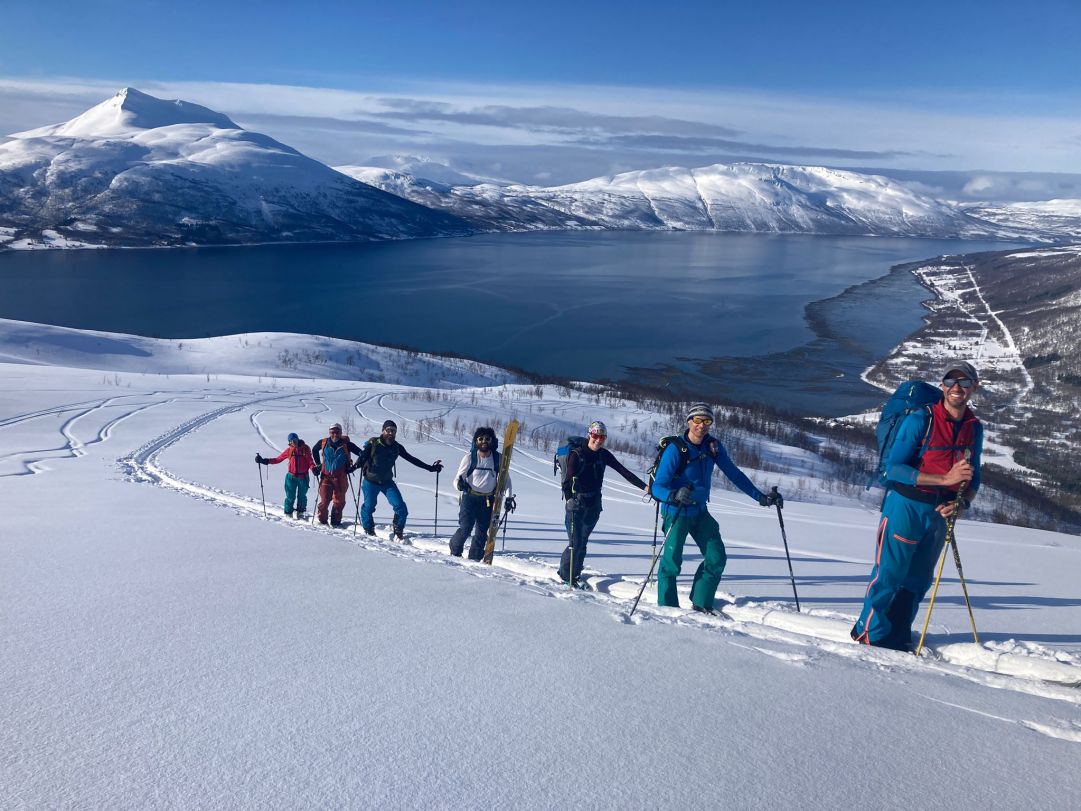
[329,429,341,433]
[476,436,492,443]
[589,433,607,440]
[689,416,713,426]
[942,377,974,390]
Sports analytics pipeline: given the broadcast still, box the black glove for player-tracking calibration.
[312,465,322,477]
[255,454,268,465]
[349,462,360,474]
[456,476,468,492]
[673,486,696,506]
[759,489,783,508]
[505,495,517,513]
[431,461,444,474]
[561,484,573,500]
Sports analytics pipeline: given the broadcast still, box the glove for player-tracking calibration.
[312,465,322,477]
[349,462,360,474]
[431,461,444,474]
[505,495,517,513]
[673,486,696,506]
[561,484,573,500]
[456,476,468,492]
[255,454,268,465]
[759,490,783,508]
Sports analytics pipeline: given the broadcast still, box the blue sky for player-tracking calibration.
[2,1,1080,193]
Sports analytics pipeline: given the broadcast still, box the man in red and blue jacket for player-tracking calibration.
[852,361,984,651]
[311,423,366,527]
[257,432,316,518]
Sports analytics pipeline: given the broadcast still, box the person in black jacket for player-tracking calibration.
[354,420,442,539]
[560,420,647,587]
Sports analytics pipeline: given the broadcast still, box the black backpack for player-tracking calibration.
[363,436,399,483]
[647,434,717,502]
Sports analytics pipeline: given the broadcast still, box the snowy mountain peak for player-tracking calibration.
[11,87,240,139]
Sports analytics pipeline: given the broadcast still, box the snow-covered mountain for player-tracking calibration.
[965,199,1081,240]
[339,161,1036,240]
[0,88,470,248]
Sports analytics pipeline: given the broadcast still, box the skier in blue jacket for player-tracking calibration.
[650,403,781,613]
[851,361,984,651]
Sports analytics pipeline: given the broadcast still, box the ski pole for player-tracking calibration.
[257,460,267,519]
[629,503,679,618]
[915,478,970,656]
[771,486,800,612]
[434,469,440,537]
[915,539,951,657]
[310,470,320,525]
[349,471,361,536]
[499,508,511,552]
[949,517,979,644]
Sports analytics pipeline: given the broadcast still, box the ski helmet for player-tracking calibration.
[587,420,607,437]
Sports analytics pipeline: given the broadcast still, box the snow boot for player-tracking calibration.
[363,526,376,537]
[692,604,717,616]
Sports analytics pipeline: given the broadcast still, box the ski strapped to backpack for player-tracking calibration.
[483,420,520,564]
[869,380,941,489]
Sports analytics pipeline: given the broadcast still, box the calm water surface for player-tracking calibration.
[0,232,1017,413]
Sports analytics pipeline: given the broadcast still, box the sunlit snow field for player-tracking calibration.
[2,320,1080,808]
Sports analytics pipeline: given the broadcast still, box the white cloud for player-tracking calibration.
[2,74,1080,183]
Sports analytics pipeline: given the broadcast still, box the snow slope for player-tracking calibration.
[0,88,470,248]
[967,199,1081,240]
[3,321,1080,808]
[340,161,1035,240]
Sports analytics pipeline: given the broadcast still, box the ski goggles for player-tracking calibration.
[689,416,714,426]
[589,432,607,441]
[942,377,975,389]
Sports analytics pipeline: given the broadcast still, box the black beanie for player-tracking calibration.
[382,420,397,430]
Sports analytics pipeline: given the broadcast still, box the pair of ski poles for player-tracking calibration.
[627,490,800,618]
[915,480,979,656]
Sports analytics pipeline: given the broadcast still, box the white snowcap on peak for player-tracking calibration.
[11,87,240,139]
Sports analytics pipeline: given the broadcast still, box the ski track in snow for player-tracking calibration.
[78,385,1081,722]
[6,367,1077,738]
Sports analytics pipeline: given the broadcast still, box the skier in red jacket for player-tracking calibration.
[257,432,316,519]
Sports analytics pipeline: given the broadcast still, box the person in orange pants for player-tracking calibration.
[311,423,365,527]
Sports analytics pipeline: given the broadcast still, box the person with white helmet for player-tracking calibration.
[559,420,647,587]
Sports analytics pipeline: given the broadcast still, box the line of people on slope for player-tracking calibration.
[254,357,983,649]
[257,420,443,539]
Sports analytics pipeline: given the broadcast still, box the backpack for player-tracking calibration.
[464,447,501,480]
[553,436,587,487]
[646,435,719,502]
[362,436,399,483]
[870,380,941,489]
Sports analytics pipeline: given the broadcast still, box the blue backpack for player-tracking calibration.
[553,436,587,484]
[870,380,941,489]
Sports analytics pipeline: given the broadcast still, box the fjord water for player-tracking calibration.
[0,232,1014,414]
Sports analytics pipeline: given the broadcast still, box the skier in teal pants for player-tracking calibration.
[257,432,316,518]
[650,404,781,613]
